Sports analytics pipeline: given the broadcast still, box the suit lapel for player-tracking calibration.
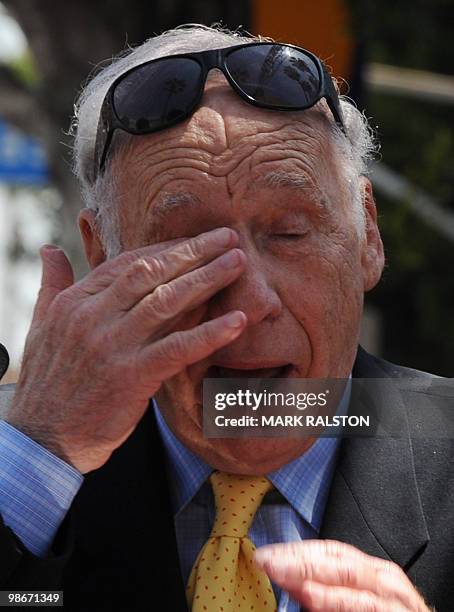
[320,348,430,570]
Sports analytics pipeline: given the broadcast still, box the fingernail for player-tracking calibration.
[214,227,235,247]
[40,244,61,261]
[254,548,273,566]
[225,311,246,328]
[220,249,243,268]
[255,550,287,582]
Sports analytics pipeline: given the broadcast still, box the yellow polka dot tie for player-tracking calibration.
[186,472,277,612]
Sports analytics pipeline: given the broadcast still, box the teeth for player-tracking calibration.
[212,366,288,378]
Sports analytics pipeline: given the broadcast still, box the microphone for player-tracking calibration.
[0,343,9,381]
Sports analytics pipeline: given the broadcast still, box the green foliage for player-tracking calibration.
[9,51,39,86]
[351,0,454,375]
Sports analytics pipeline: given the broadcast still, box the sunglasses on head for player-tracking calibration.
[94,42,346,177]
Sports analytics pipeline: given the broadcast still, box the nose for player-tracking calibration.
[208,246,282,327]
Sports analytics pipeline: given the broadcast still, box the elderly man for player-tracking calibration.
[0,24,452,612]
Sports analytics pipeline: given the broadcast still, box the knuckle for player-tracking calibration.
[197,262,218,285]
[297,561,312,582]
[145,255,165,278]
[338,561,357,587]
[325,539,345,558]
[197,321,217,348]
[117,249,149,269]
[176,266,214,297]
[185,235,206,260]
[162,333,187,363]
[139,295,165,322]
[125,258,162,288]
[151,283,177,315]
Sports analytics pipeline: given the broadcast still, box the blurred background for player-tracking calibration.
[0,0,453,382]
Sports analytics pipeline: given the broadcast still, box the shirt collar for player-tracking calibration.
[154,376,351,533]
[267,376,351,531]
[154,402,211,514]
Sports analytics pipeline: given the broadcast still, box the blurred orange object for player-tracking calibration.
[252,0,354,82]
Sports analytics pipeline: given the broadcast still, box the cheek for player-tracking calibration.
[156,373,202,438]
[276,233,364,337]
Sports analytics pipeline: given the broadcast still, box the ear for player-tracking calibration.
[78,209,106,270]
[360,177,385,291]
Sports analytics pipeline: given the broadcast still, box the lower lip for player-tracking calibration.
[207,364,293,379]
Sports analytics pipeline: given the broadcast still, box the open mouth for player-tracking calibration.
[206,364,293,379]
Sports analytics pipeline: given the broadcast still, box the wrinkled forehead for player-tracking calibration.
[114,69,336,174]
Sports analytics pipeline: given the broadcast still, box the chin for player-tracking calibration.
[193,436,315,475]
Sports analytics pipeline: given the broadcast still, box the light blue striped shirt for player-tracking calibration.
[0,419,83,556]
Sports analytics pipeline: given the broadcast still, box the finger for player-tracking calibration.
[91,226,238,306]
[254,541,423,610]
[137,310,247,384]
[33,245,74,323]
[76,236,188,295]
[255,540,387,575]
[296,580,408,612]
[122,248,246,341]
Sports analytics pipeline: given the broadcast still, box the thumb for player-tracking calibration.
[33,245,74,323]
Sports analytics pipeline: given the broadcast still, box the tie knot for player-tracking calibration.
[209,472,273,538]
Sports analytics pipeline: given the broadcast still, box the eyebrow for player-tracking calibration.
[253,170,332,214]
[152,191,202,220]
[258,170,313,191]
[149,170,331,226]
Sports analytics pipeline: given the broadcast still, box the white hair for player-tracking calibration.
[71,24,378,258]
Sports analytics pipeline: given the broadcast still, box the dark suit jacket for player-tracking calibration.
[1,347,453,611]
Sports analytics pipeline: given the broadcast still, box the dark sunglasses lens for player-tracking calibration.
[112,58,203,131]
[225,44,321,108]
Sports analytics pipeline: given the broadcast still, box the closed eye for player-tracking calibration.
[271,232,308,240]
